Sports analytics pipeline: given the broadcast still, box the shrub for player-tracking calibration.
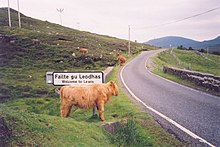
[111,119,153,147]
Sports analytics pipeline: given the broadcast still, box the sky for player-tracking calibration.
[0,0,220,42]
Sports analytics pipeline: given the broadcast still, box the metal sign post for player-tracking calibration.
[46,71,104,86]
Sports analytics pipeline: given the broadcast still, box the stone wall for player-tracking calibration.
[163,66,220,92]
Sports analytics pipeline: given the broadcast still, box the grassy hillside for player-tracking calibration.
[152,49,220,75]
[150,49,220,95]
[0,7,155,101]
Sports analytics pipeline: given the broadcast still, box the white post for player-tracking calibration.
[57,8,64,25]
[7,0,11,27]
[17,0,21,28]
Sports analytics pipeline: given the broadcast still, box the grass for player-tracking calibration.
[0,7,156,101]
[110,119,153,147]
[0,65,186,146]
[0,104,112,147]
[152,49,220,75]
[150,49,220,95]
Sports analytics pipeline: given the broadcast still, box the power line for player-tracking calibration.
[133,6,220,30]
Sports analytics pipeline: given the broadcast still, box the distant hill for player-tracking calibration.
[145,36,199,48]
[145,36,220,53]
[197,36,220,49]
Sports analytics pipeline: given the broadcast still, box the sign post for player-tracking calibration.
[46,71,104,86]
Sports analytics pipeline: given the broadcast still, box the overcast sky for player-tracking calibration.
[1,0,220,42]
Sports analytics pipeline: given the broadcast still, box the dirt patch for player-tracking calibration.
[102,121,126,134]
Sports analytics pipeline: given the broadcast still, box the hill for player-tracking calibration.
[0,7,154,101]
[145,36,199,48]
[145,36,220,53]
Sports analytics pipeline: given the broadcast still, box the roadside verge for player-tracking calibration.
[119,50,216,147]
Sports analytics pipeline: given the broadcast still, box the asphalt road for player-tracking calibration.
[120,50,220,147]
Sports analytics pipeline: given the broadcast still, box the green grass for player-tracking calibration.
[0,7,156,101]
[150,49,220,95]
[0,65,186,147]
[153,49,220,75]
[0,104,112,147]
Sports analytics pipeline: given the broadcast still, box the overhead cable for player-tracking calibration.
[133,6,220,30]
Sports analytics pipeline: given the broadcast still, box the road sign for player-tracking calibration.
[46,71,104,86]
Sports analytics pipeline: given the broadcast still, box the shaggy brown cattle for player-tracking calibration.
[60,81,119,121]
[79,48,88,54]
[116,51,126,66]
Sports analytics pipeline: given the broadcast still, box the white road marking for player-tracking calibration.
[120,51,216,147]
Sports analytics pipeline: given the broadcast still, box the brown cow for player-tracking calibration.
[115,51,126,66]
[60,81,119,121]
[79,48,88,54]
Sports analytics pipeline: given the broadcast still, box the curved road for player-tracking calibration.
[120,50,220,147]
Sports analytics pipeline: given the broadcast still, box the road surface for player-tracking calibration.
[120,50,220,147]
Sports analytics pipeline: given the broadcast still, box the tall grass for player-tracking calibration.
[153,49,220,75]
[111,118,153,147]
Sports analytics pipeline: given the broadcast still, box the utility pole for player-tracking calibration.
[17,0,21,28]
[7,0,11,27]
[128,25,131,56]
[57,8,64,25]
[77,22,80,30]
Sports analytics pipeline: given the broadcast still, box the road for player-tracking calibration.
[120,50,220,147]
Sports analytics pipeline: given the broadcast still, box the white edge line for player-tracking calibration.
[120,51,216,147]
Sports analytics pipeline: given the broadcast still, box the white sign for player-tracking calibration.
[51,72,104,86]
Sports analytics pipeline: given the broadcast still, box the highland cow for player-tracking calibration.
[115,51,126,66]
[79,48,88,54]
[60,81,119,121]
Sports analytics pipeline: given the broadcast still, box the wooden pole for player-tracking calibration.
[7,0,11,27]
[17,0,21,28]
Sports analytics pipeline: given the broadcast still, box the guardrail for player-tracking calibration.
[163,66,220,92]
[103,66,114,82]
